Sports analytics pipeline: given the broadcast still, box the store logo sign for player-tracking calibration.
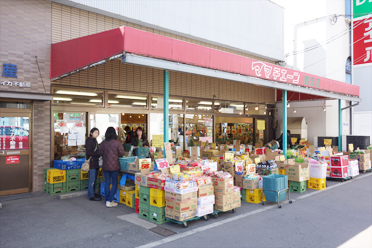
[2,63,17,78]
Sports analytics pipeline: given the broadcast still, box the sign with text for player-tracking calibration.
[138,158,151,170]
[257,120,265,130]
[224,151,234,161]
[6,155,20,164]
[324,139,332,146]
[353,0,372,19]
[353,16,372,66]
[235,161,244,172]
[156,158,170,169]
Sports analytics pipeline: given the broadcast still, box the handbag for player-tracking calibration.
[81,142,98,172]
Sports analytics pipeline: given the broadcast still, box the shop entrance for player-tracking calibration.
[215,116,254,146]
[0,112,31,196]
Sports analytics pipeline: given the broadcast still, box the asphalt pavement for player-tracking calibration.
[0,173,371,248]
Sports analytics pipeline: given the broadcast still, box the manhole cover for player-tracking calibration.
[149,226,176,237]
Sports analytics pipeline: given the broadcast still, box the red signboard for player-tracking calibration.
[6,155,20,164]
[353,16,372,66]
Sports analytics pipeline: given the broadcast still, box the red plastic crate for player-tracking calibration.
[330,155,349,167]
[135,198,139,214]
[330,166,348,178]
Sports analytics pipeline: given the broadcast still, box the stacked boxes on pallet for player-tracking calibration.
[242,177,265,203]
[196,181,214,217]
[214,176,240,211]
[348,160,360,178]
[330,155,349,178]
[165,187,198,222]
[149,188,167,224]
[286,163,309,193]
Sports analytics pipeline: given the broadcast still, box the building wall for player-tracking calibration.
[53,59,276,104]
[0,0,52,192]
[51,0,284,61]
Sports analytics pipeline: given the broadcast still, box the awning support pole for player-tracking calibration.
[283,90,287,158]
[163,70,169,144]
[338,99,342,151]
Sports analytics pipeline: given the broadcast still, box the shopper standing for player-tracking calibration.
[86,128,101,201]
[131,126,149,156]
[124,126,134,144]
[276,130,291,149]
[99,127,125,208]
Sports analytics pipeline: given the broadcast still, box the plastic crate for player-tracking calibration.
[150,206,165,215]
[126,192,135,208]
[139,207,150,220]
[135,198,140,213]
[150,188,165,198]
[53,158,85,170]
[263,174,288,191]
[279,169,286,175]
[150,195,166,207]
[66,181,80,192]
[140,193,150,205]
[136,147,150,158]
[80,180,89,190]
[119,157,137,171]
[139,186,150,195]
[289,181,307,193]
[241,189,247,202]
[66,169,81,181]
[47,169,66,184]
[264,190,286,203]
[246,189,263,204]
[80,171,89,180]
[44,168,54,180]
[135,185,140,199]
[47,182,66,195]
[308,178,326,190]
[149,211,167,224]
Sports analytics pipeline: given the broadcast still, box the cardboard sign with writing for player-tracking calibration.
[333,146,339,153]
[235,161,244,172]
[309,145,315,155]
[324,139,332,146]
[348,144,354,152]
[245,164,256,175]
[164,142,172,151]
[191,147,199,161]
[156,158,170,169]
[233,140,240,152]
[224,152,234,161]
[152,135,164,148]
[138,158,152,175]
[254,158,261,164]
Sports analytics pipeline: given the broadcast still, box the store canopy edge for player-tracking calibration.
[122,54,361,103]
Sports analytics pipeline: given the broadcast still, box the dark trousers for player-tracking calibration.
[103,170,118,202]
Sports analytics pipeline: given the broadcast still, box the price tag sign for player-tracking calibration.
[348,143,354,152]
[246,164,256,175]
[156,158,170,169]
[164,142,172,151]
[254,158,261,164]
[324,139,332,146]
[170,164,180,174]
[235,161,244,172]
[224,152,234,161]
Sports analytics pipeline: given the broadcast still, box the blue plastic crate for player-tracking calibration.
[136,147,149,157]
[119,157,137,171]
[264,191,287,203]
[263,174,288,191]
[53,158,85,170]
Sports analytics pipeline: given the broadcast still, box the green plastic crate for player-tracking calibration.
[139,206,150,220]
[47,183,66,195]
[80,180,89,190]
[150,206,165,215]
[139,186,150,195]
[241,189,247,202]
[149,211,167,224]
[66,169,81,181]
[289,181,307,193]
[140,193,150,205]
[66,180,80,192]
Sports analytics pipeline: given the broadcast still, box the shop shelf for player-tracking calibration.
[139,207,150,220]
[80,180,89,190]
[140,193,150,205]
[80,170,89,180]
[135,198,140,213]
[279,169,286,175]
[66,181,80,192]
[53,158,85,170]
[66,169,81,181]
[150,195,166,207]
[289,181,307,193]
[47,169,66,184]
[139,186,150,195]
[135,185,140,199]
[119,157,137,171]
[308,178,326,190]
[150,188,165,198]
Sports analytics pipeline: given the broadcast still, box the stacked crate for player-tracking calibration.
[45,168,66,195]
[139,186,151,220]
[149,188,167,224]
[66,169,80,192]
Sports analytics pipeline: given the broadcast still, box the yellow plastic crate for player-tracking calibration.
[127,190,135,201]
[150,188,165,198]
[246,189,265,204]
[126,193,134,208]
[279,169,286,175]
[150,195,166,207]
[308,178,326,190]
[47,169,66,184]
[81,171,89,180]
[119,189,128,204]
[135,185,140,199]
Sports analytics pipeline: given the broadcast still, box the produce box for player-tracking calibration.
[196,204,214,217]
[197,184,214,198]
[166,199,197,212]
[165,191,197,202]
[242,178,260,190]
[285,163,309,182]
[330,166,348,178]
[330,155,349,167]
[213,177,234,195]
[197,195,215,207]
[165,208,196,222]
[53,158,85,170]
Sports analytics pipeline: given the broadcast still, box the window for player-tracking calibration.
[186,99,213,112]
[245,103,267,115]
[52,89,103,106]
[185,114,213,150]
[0,101,31,109]
[151,97,183,110]
[108,94,148,108]
[0,117,30,150]
[215,101,244,115]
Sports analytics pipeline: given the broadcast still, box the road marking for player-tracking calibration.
[137,173,372,248]
[118,213,157,229]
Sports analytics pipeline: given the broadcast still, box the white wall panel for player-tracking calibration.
[54,0,284,61]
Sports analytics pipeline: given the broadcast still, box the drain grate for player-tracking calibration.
[149,226,176,237]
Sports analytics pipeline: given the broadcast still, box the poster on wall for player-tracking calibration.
[257,120,265,130]
[6,155,20,164]
[205,118,213,127]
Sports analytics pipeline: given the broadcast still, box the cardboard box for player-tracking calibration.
[135,172,148,187]
[234,174,244,188]
[198,184,214,198]
[202,152,213,159]
[196,204,214,217]
[359,161,371,171]
[242,178,260,190]
[165,208,196,221]
[330,155,349,167]
[166,199,197,212]
[165,191,197,202]
[147,177,165,190]
[214,190,241,211]
[213,177,234,195]
[197,195,215,207]
[285,163,309,182]
[348,160,359,177]
[330,166,348,178]
[222,161,235,175]
[128,162,140,173]
[190,146,200,160]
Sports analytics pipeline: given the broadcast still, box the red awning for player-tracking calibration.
[50,26,359,98]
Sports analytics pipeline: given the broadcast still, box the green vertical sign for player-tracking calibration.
[353,0,372,19]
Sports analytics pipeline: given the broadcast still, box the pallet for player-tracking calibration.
[326,176,352,182]
[359,168,372,174]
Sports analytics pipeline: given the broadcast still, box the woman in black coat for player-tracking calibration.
[86,127,101,201]
[131,127,149,156]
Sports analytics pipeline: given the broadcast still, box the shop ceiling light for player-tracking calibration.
[199,101,213,105]
[230,104,244,108]
[197,106,212,110]
[55,90,98,96]
[255,105,259,110]
[115,95,147,100]
[264,111,266,114]
[323,107,326,111]
[132,102,147,105]
[287,102,290,108]
[53,97,72,101]
[108,100,119,104]
[89,99,102,103]
[169,104,182,108]
[170,99,183,103]
[294,109,297,113]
